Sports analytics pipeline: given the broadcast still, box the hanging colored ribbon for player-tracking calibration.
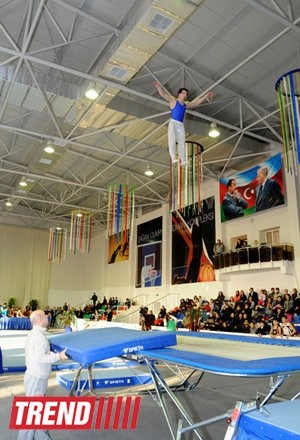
[170,141,203,213]
[48,227,67,263]
[106,184,135,242]
[70,211,93,254]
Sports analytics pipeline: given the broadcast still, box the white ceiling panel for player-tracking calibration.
[0,0,298,230]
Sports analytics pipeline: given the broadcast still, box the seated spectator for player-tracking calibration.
[265,297,274,316]
[105,306,113,322]
[269,319,282,338]
[242,319,251,334]
[292,288,298,301]
[249,321,257,334]
[231,290,241,303]
[293,291,300,316]
[280,315,297,337]
[271,304,285,322]
[255,319,270,336]
[1,303,8,317]
[283,293,293,312]
[239,290,247,304]
[204,313,216,330]
[285,309,294,323]
[235,238,243,249]
[258,289,266,307]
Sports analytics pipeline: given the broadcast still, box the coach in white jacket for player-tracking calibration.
[18,309,68,440]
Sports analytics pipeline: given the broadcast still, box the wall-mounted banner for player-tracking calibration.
[136,217,162,288]
[171,197,215,284]
[108,232,129,264]
[219,153,285,222]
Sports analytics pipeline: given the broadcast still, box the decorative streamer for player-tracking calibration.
[170,141,203,214]
[48,227,67,263]
[70,211,93,254]
[106,184,135,242]
[275,68,300,175]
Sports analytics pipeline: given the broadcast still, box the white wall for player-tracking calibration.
[1,163,299,310]
[48,231,104,306]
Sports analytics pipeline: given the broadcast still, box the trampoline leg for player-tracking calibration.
[69,365,84,396]
[258,375,288,407]
[87,364,95,395]
[145,359,205,440]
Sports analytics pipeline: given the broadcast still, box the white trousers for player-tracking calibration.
[168,119,187,164]
[18,373,52,440]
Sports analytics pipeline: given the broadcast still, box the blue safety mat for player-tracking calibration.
[236,400,300,439]
[56,368,152,390]
[50,328,176,366]
[177,331,300,346]
[139,347,300,376]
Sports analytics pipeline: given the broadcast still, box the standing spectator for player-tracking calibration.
[91,292,98,307]
[18,310,68,440]
[213,239,225,255]
[105,306,113,322]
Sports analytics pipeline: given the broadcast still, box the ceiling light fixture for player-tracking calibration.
[19,180,28,187]
[5,200,12,207]
[144,165,154,177]
[44,145,55,154]
[208,122,220,138]
[84,82,99,100]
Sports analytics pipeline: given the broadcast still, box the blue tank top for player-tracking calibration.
[171,100,186,122]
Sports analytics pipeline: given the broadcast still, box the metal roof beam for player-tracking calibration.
[244,0,300,34]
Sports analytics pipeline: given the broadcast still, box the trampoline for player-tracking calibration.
[49,328,300,439]
[2,327,300,439]
[49,327,176,396]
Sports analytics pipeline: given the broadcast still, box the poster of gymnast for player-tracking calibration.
[171,196,215,284]
[136,217,162,288]
[108,231,129,264]
[220,153,285,222]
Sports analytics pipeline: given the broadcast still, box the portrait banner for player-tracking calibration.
[136,217,162,288]
[171,197,215,284]
[220,153,285,222]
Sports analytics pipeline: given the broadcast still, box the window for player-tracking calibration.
[265,228,280,244]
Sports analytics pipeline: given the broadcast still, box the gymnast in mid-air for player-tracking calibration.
[153,82,214,166]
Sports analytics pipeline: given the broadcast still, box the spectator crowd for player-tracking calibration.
[1,288,299,338]
[139,286,300,337]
